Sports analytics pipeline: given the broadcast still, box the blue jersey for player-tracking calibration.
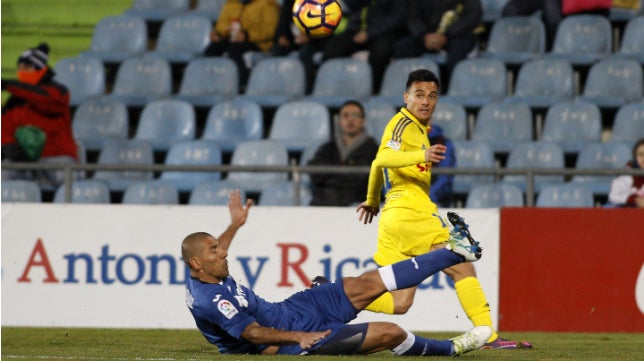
[185,276,358,354]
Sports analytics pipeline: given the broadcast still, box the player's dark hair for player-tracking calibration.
[339,100,365,118]
[405,69,440,92]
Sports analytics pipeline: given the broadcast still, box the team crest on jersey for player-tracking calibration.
[387,139,401,150]
[217,300,239,319]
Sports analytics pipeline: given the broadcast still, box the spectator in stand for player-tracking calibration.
[204,0,280,90]
[501,0,611,51]
[307,100,378,206]
[1,42,78,186]
[393,0,482,91]
[608,139,644,208]
[428,125,456,207]
[321,0,407,94]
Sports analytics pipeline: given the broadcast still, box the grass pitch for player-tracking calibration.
[2,327,643,361]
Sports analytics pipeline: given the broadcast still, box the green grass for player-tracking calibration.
[2,327,643,361]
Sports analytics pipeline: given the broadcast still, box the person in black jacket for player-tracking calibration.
[307,100,378,206]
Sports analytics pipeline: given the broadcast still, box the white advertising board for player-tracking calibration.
[1,203,499,331]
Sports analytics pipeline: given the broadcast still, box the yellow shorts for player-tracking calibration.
[373,207,450,266]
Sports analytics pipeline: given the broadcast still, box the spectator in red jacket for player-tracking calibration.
[2,43,78,185]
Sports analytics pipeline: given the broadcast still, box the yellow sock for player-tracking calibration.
[455,277,497,342]
[364,291,395,314]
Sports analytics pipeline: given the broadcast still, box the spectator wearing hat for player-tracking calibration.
[428,124,455,207]
[2,42,78,185]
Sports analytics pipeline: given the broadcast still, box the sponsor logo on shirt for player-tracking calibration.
[217,300,239,319]
[387,139,401,150]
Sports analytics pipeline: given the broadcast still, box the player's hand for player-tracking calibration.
[298,329,331,350]
[424,144,447,163]
[356,202,379,224]
[228,189,253,229]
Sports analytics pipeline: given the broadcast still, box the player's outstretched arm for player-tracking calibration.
[217,190,253,252]
[356,202,379,224]
[241,322,331,351]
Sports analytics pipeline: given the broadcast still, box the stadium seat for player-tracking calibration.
[298,140,327,186]
[305,58,372,107]
[160,140,222,192]
[465,183,524,208]
[364,98,397,142]
[452,140,496,194]
[440,58,507,108]
[124,0,190,22]
[480,16,546,65]
[611,100,644,146]
[578,58,643,109]
[53,56,105,106]
[431,102,468,141]
[502,141,565,192]
[373,58,440,107]
[147,14,211,64]
[108,55,172,107]
[481,0,509,23]
[571,141,632,195]
[472,101,533,154]
[1,180,41,203]
[133,99,196,152]
[93,139,154,191]
[72,98,129,151]
[80,14,147,63]
[225,140,289,193]
[187,0,226,21]
[122,181,179,205]
[201,99,263,153]
[610,1,643,23]
[536,183,594,208]
[545,15,612,66]
[239,57,306,108]
[189,180,248,205]
[175,57,238,107]
[540,100,602,154]
[268,101,331,153]
[616,15,644,64]
[54,180,111,204]
[259,181,313,206]
[506,58,575,109]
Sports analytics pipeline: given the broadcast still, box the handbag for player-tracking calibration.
[14,125,46,161]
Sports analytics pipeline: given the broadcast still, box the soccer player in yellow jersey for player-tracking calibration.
[356,69,532,349]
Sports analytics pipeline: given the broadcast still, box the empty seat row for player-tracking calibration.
[465,182,597,208]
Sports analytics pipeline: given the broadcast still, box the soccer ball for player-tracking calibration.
[292,0,343,38]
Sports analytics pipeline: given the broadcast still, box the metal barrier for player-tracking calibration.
[3,161,644,206]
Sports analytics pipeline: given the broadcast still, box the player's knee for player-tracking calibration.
[392,298,414,314]
[373,323,407,347]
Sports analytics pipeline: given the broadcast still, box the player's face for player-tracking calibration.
[404,81,439,125]
[338,104,365,137]
[196,236,229,283]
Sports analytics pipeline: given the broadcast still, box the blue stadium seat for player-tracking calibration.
[571,141,632,195]
[506,58,574,109]
[54,180,111,204]
[225,140,289,193]
[452,140,496,194]
[133,99,196,152]
[431,102,468,141]
[72,98,129,151]
[259,181,313,206]
[147,14,211,64]
[268,101,331,153]
[364,98,397,142]
[122,181,179,205]
[465,183,524,208]
[201,99,263,153]
[611,100,644,147]
[610,1,643,23]
[305,58,372,107]
[189,180,247,206]
[373,58,440,107]
[80,14,147,63]
[187,0,225,21]
[1,180,41,203]
[502,141,565,192]
[545,15,612,66]
[472,101,533,154]
[536,183,594,208]
[480,16,546,65]
[578,58,643,109]
[175,57,238,107]
[108,55,172,107]
[440,58,507,108]
[540,100,602,154]
[124,0,190,22]
[616,15,644,64]
[53,56,105,106]
[481,0,509,23]
[239,57,306,108]
[93,139,154,191]
[160,140,222,192]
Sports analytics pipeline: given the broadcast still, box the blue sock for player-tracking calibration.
[393,331,454,356]
[379,248,462,291]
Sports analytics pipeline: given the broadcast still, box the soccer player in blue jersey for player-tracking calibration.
[182,190,490,356]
